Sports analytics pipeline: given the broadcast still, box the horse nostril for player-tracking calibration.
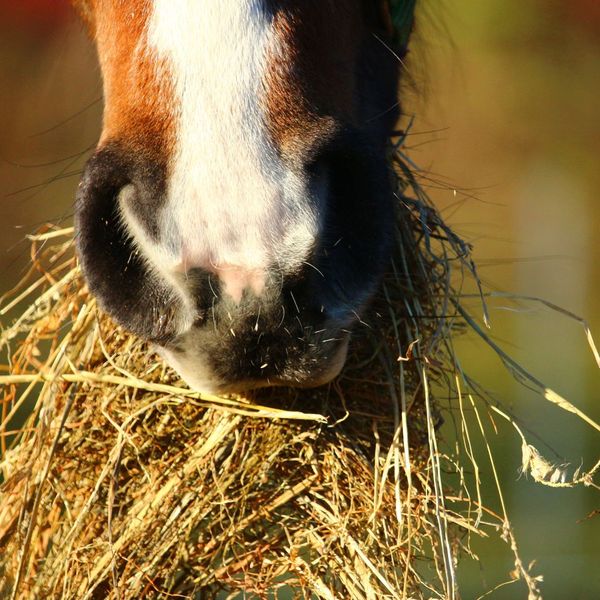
[75,148,133,291]
[75,145,181,344]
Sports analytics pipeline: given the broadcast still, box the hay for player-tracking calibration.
[1,135,598,599]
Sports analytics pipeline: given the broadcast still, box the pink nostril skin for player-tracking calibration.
[214,265,267,304]
[173,249,267,304]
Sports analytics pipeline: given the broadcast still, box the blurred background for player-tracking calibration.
[0,1,598,598]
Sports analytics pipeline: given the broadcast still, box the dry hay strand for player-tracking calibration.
[1,138,599,599]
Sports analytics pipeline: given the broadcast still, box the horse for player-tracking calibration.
[71,0,414,393]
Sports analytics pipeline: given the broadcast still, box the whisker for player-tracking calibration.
[29,97,102,138]
[302,261,325,278]
[1,143,95,169]
[5,170,83,199]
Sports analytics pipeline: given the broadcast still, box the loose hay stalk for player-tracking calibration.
[0,137,598,599]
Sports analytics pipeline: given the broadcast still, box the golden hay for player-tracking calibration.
[1,141,598,599]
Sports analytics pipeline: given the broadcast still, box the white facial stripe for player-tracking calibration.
[142,0,319,302]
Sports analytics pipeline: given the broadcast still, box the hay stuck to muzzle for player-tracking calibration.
[3,136,598,599]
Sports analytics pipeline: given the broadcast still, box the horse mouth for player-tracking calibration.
[157,330,351,394]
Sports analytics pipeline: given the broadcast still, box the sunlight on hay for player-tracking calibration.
[0,135,598,599]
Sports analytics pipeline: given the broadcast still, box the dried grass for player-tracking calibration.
[1,137,598,599]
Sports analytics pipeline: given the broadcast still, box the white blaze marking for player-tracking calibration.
[140,0,319,306]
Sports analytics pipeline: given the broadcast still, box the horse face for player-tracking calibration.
[73,0,403,392]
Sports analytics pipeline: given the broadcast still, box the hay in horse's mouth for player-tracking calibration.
[1,131,598,599]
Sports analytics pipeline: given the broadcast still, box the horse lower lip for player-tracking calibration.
[158,328,351,393]
[275,334,350,389]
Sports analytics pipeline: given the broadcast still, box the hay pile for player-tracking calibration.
[1,137,598,599]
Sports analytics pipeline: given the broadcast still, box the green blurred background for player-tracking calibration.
[0,1,598,598]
